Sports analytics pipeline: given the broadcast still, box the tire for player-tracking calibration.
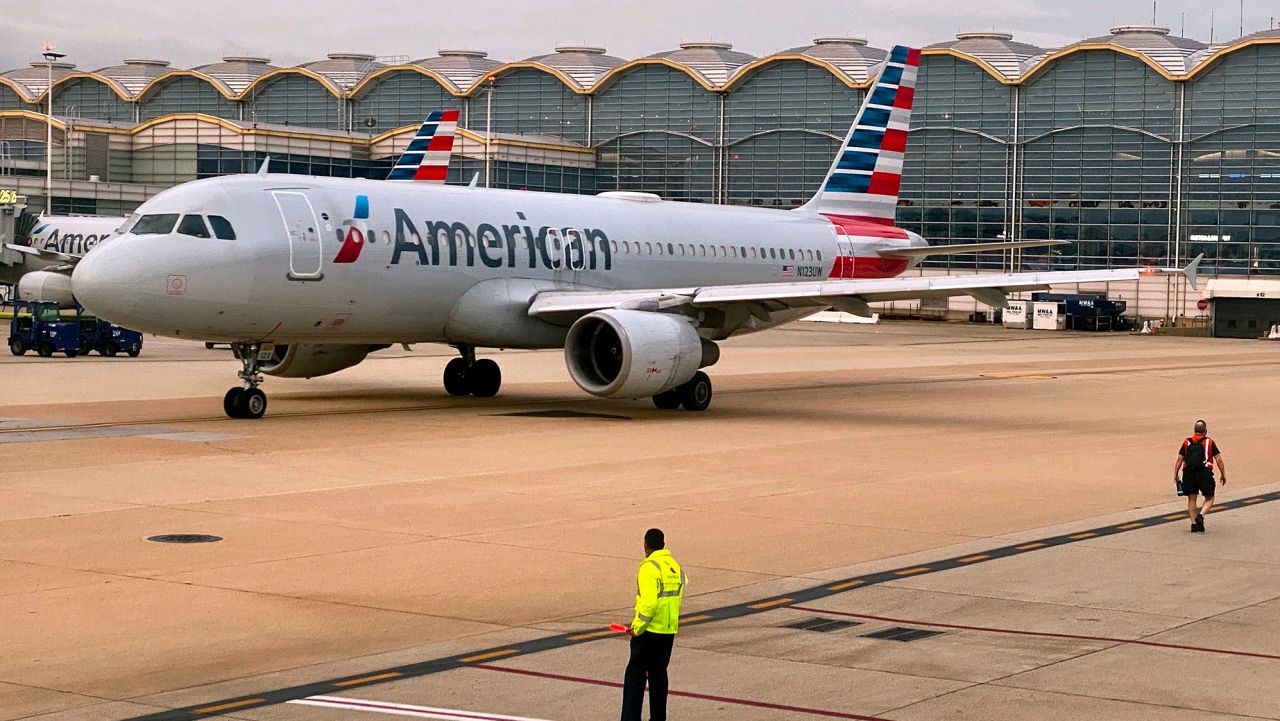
[223,388,245,418]
[443,357,470,396]
[678,371,713,412]
[205,342,216,349]
[468,358,502,398]
[65,349,78,358]
[37,343,54,358]
[652,390,681,410]
[9,337,25,356]
[127,348,140,357]
[241,388,268,419]
[103,343,118,357]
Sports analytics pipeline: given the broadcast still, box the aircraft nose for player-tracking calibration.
[72,240,141,323]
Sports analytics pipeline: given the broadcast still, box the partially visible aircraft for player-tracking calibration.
[69,49,1197,419]
[4,112,459,304]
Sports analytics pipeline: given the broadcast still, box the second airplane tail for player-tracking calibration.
[387,109,459,183]
[798,45,919,226]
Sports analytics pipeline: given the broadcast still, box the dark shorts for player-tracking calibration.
[1181,475,1216,498]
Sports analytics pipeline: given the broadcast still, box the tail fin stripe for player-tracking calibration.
[846,129,886,149]
[868,85,899,106]
[426,135,454,152]
[837,151,879,172]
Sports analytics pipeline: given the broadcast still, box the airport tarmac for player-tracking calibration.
[1,321,1278,721]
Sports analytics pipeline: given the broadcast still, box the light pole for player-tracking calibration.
[483,74,496,189]
[41,43,65,214]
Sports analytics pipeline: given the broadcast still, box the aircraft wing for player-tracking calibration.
[528,257,1201,320]
[3,243,81,264]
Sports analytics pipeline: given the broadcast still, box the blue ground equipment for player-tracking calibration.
[6,300,143,357]
[1029,293,1129,331]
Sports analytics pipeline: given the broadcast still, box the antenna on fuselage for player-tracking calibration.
[468,172,480,188]
[257,156,272,176]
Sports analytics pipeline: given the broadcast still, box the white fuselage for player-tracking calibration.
[71,174,927,347]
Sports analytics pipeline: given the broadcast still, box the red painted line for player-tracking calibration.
[473,665,891,720]
[790,606,1280,662]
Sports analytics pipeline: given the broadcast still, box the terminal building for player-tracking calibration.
[2,26,1279,290]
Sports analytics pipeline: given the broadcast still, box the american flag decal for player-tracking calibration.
[781,265,795,277]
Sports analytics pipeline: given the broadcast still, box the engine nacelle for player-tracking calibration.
[17,271,76,308]
[565,309,716,398]
[260,344,371,378]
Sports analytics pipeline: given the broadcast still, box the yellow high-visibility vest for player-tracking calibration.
[631,549,686,635]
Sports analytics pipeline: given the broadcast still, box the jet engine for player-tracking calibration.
[17,271,76,307]
[260,344,372,378]
[564,309,718,398]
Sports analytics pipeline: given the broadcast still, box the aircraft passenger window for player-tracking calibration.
[382,230,391,244]
[788,249,796,260]
[177,215,211,239]
[769,248,776,259]
[132,213,180,235]
[667,243,674,255]
[610,241,618,253]
[816,250,822,261]
[644,242,652,254]
[699,245,706,256]
[710,245,718,257]
[677,244,685,256]
[657,243,664,256]
[208,215,237,240]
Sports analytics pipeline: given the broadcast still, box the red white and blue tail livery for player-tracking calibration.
[387,110,459,183]
[801,45,918,226]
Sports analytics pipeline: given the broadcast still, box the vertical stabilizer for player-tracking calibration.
[386,109,459,183]
[798,45,919,225]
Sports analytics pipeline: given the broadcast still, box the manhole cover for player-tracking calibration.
[863,626,943,642]
[147,534,223,544]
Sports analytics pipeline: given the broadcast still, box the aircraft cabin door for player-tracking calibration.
[273,191,324,280]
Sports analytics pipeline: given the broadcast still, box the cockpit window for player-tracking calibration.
[177,214,211,239]
[117,213,141,235]
[208,215,237,240]
[132,214,180,235]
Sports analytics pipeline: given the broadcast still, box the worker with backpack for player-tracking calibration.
[1174,420,1227,533]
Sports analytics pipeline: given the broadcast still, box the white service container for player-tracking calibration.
[1032,301,1067,330]
[1003,300,1032,329]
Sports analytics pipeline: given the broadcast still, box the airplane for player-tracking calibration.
[68,47,1198,419]
[3,111,460,302]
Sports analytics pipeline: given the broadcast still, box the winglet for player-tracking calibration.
[468,172,480,188]
[1182,253,1203,291]
[257,156,272,176]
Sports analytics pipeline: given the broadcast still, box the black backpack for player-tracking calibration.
[1183,437,1213,479]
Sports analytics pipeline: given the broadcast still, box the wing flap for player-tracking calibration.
[879,239,1065,258]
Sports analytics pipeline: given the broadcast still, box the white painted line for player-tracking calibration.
[289,696,555,721]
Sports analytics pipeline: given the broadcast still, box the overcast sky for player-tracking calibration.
[3,0,1276,72]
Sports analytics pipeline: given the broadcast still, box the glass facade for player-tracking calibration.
[3,34,1280,275]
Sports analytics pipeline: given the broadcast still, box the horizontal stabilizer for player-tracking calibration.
[879,240,1065,258]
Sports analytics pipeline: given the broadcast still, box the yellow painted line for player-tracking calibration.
[334,672,401,687]
[682,614,713,623]
[567,630,615,641]
[1069,532,1097,540]
[1016,542,1046,550]
[748,597,794,610]
[1164,513,1185,520]
[1244,498,1263,504]
[1118,522,1145,530]
[459,649,518,663]
[828,580,865,591]
[957,554,989,563]
[194,698,264,714]
[894,567,930,576]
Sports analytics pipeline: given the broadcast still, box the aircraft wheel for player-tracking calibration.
[652,390,681,410]
[678,371,712,412]
[443,358,470,396]
[9,338,25,356]
[223,388,245,418]
[37,343,54,358]
[103,343,118,357]
[469,358,502,398]
[241,388,268,419]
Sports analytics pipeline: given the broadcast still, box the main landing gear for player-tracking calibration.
[223,342,269,419]
[443,345,502,398]
[652,371,713,412]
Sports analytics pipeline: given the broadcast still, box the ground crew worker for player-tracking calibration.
[621,528,686,721]
[1175,419,1227,532]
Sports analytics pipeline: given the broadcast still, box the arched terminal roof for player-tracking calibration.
[775,37,887,84]
[1,61,76,98]
[523,46,626,89]
[1072,25,1209,75]
[191,56,277,95]
[410,50,503,92]
[925,32,1046,79]
[645,41,756,86]
[300,52,383,90]
[94,58,171,95]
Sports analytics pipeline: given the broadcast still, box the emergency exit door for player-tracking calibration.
[273,191,323,280]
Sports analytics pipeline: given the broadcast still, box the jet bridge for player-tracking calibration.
[0,189,31,294]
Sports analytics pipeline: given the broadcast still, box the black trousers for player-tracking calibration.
[620,632,675,721]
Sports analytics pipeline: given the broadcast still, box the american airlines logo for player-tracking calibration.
[389,208,614,271]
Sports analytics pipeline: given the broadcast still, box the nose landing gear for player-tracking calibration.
[443,345,502,398]
[224,343,269,419]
